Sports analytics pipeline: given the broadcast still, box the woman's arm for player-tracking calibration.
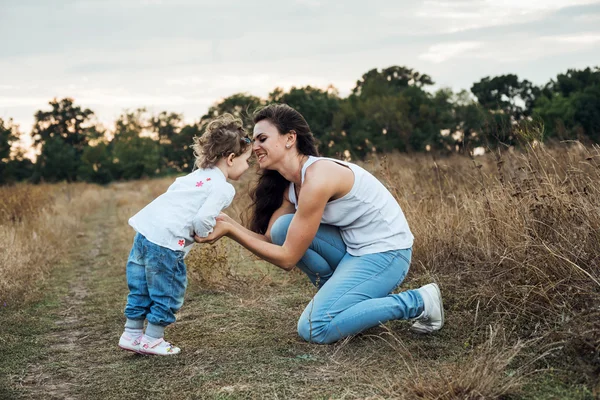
[216,212,268,242]
[226,168,337,270]
[197,196,296,244]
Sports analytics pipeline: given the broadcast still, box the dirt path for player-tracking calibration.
[16,199,118,399]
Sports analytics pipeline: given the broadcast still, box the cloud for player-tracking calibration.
[414,0,600,33]
[419,41,483,63]
[1,0,599,135]
[0,97,51,108]
[545,33,600,44]
[294,0,321,7]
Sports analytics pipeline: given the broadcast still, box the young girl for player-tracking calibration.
[118,114,252,355]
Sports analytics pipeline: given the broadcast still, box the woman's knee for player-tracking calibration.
[270,214,294,245]
[297,314,335,344]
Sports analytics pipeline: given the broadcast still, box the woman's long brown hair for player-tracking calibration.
[248,104,319,234]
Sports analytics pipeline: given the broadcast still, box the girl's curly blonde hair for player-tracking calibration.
[192,113,251,169]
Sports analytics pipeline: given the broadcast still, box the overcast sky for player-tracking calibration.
[1,0,600,138]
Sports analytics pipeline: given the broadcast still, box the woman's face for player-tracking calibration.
[252,119,289,170]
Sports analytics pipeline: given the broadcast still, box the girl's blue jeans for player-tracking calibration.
[124,233,187,330]
[271,214,424,344]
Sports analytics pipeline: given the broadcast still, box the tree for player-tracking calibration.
[31,98,97,153]
[552,67,600,97]
[77,142,114,184]
[31,98,99,182]
[35,136,79,182]
[113,108,152,141]
[573,85,600,143]
[150,111,184,172]
[110,109,162,180]
[269,86,340,155]
[1,119,20,184]
[0,118,17,164]
[111,137,161,180]
[533,94,576,140]
[353,66,434,98]
[445,90,491,152]
[471,74,539,120]
[170,123,202,172]
[533,67,600,142]
[201,93,264,132]
[332,66,443,157]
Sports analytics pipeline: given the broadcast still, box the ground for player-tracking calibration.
[0,192,594,400]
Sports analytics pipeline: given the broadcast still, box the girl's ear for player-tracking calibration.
[226,152,235,166]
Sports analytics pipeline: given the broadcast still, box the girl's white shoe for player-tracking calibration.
[118,331,143,353]
[139,335,181,355]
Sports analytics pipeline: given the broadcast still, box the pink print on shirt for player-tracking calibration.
[178,239,185,247]
[196,181,203,187]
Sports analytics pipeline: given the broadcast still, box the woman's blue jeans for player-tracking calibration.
[271,214,423,344]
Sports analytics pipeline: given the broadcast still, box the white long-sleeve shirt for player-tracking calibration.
[128,167,235,255]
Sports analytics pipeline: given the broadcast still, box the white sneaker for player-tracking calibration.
[139,335,181,355]
[118,331,143,353]
[410,283,445,334]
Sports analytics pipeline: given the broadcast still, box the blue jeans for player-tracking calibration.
[124,233,187,328]
[271,214,423,344]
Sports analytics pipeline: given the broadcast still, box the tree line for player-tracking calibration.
[1,65,599,185]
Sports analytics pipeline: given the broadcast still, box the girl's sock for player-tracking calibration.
[145,322,165,339]
[124,327,143,336]
[124,318,144,336]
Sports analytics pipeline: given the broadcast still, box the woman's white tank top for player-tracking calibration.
[288,156,413,256]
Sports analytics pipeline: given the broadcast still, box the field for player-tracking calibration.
[0,143,598,399]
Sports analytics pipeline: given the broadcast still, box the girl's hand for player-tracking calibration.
[194,220,232,244]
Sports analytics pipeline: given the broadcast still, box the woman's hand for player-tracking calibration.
[194,220,232,244]
[216,212,233,224]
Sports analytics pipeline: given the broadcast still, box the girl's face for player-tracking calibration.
[252,120,289,170]
[228,146,253,181]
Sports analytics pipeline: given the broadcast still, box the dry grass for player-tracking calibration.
[374,142,600,395]
[352,326,529,400]
[1,141,598,398]
[0,183,105,303]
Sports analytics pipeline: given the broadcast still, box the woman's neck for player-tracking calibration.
[276,154,309,186]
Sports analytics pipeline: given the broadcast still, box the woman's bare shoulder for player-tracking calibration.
[304,159,354,197]
[305,159,352,180]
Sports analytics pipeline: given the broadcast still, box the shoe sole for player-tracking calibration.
[433,283,445,331]
[137,348,181,356]
[118,344,144,354]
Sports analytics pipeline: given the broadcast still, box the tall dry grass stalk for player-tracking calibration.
[375,142,600,390]
[361,326,529,399]
[0,183,105,303]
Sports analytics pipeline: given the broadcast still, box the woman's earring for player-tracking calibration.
[286,144,291,148]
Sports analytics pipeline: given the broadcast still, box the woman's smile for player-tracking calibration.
[256,152,267,163]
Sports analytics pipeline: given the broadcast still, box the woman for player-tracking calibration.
[196,104,444,344]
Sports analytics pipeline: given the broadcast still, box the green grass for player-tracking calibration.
[0,261,74,399]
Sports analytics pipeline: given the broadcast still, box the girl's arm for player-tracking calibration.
[192,185,235,238]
